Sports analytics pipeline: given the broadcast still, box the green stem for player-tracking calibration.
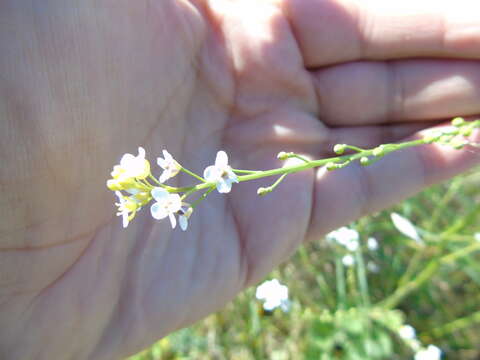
[148,174,163,186]
[355,249,371,307]
[232,169,261,174]
[181,167,206,183]
[191,187,215,209]
[380,242,480,309]
[335,257,347,309]
[433,311,480,337]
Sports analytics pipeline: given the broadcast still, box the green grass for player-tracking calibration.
[129,169,480,360]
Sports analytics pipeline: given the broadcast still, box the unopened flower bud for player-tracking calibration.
[452,117,465,127]
[360,157,370,166]
[257,187,270,196]
[277,151,289,160]
[372,145,385,157]
[326,162,338,171]
[333,144,346,155]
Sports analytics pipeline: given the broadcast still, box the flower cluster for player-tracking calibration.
[107,149,238,230]
[255,279,291,312]
[107,118,479,231]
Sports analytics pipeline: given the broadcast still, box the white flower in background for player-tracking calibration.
[367,237,379,251]
[367,261,380,273]
[157,150,181,183]
[414,345,442,360]
[399,324,417,340]
[203,151,239,193]
[342,254,355,267]
[391,212,422,243]
[150,187,182,229]
[178,204,193,231]
[255,279,291,312]
[474,233,480,242]
[326,227,360,252]
[113,147,150,180]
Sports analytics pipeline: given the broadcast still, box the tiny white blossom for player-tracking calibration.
[342,254,355,267]
[117,147,150,179]
[115,191,130,228]
[399,324,417,340]
[203,151,239,193]
[150,187,182,229]
[178,204,193,231]
[255,279,291,312]
[474,233,480,242]
[367,237,379,251]
[367,261,379,273]
[157,150,181,183]
[414,345,442,360]
[326,227,359,252]
[114,191,141,228]
[391,212,422,244]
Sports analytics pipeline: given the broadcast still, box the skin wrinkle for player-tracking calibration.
[227,198,250,287]
[95,220,158,359]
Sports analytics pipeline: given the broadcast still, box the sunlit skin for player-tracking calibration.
[1,0,479,359]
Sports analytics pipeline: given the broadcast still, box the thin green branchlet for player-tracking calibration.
[107,118,480,230]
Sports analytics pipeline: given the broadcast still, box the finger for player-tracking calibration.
[306,126,480,240]
[284,0,480,67]
[313,59,480,126]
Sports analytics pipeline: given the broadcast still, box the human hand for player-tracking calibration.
[1,0,479,359]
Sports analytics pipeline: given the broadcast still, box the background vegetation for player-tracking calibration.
[129,168,480,360]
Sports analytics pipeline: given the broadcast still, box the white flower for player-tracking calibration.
[115,191,141,228]
[414,345,442,360]
[178,204,193,231]
[115,191,130,228]
[326,227,359,252]
[399,324,417,340]
[114,147,150,180]
[367,237,379,251]
[203,151,239,193]
[367,261,379,273]
[391,212,422,244]
[157,150,181,183]
[474,233,480,242]
[342,254,355,267]
[255,279,291,312]
[150,187,182,229]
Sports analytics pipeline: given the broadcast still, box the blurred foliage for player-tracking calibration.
[129,168,480,360]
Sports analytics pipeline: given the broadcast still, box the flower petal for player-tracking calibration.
[179,215,188,231]
[167,194,182,212]
[121,212,129,228]
[120,153,135,166]
[203,165,219,181]
[151,187,169,201]
[228,170,239,183]
[215,151,228,167]
[151,202,168,220]
[216,179,232,193]
[157,157,167,169]
[163,149,173,161]
[168,213,177,229]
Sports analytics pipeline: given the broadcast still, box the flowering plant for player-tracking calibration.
[107,118,479,230]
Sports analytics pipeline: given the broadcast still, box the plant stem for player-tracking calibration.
[181,167,206,183]
[380,242,480,309]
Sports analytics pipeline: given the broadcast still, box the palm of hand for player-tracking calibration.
[2,1,479,359]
